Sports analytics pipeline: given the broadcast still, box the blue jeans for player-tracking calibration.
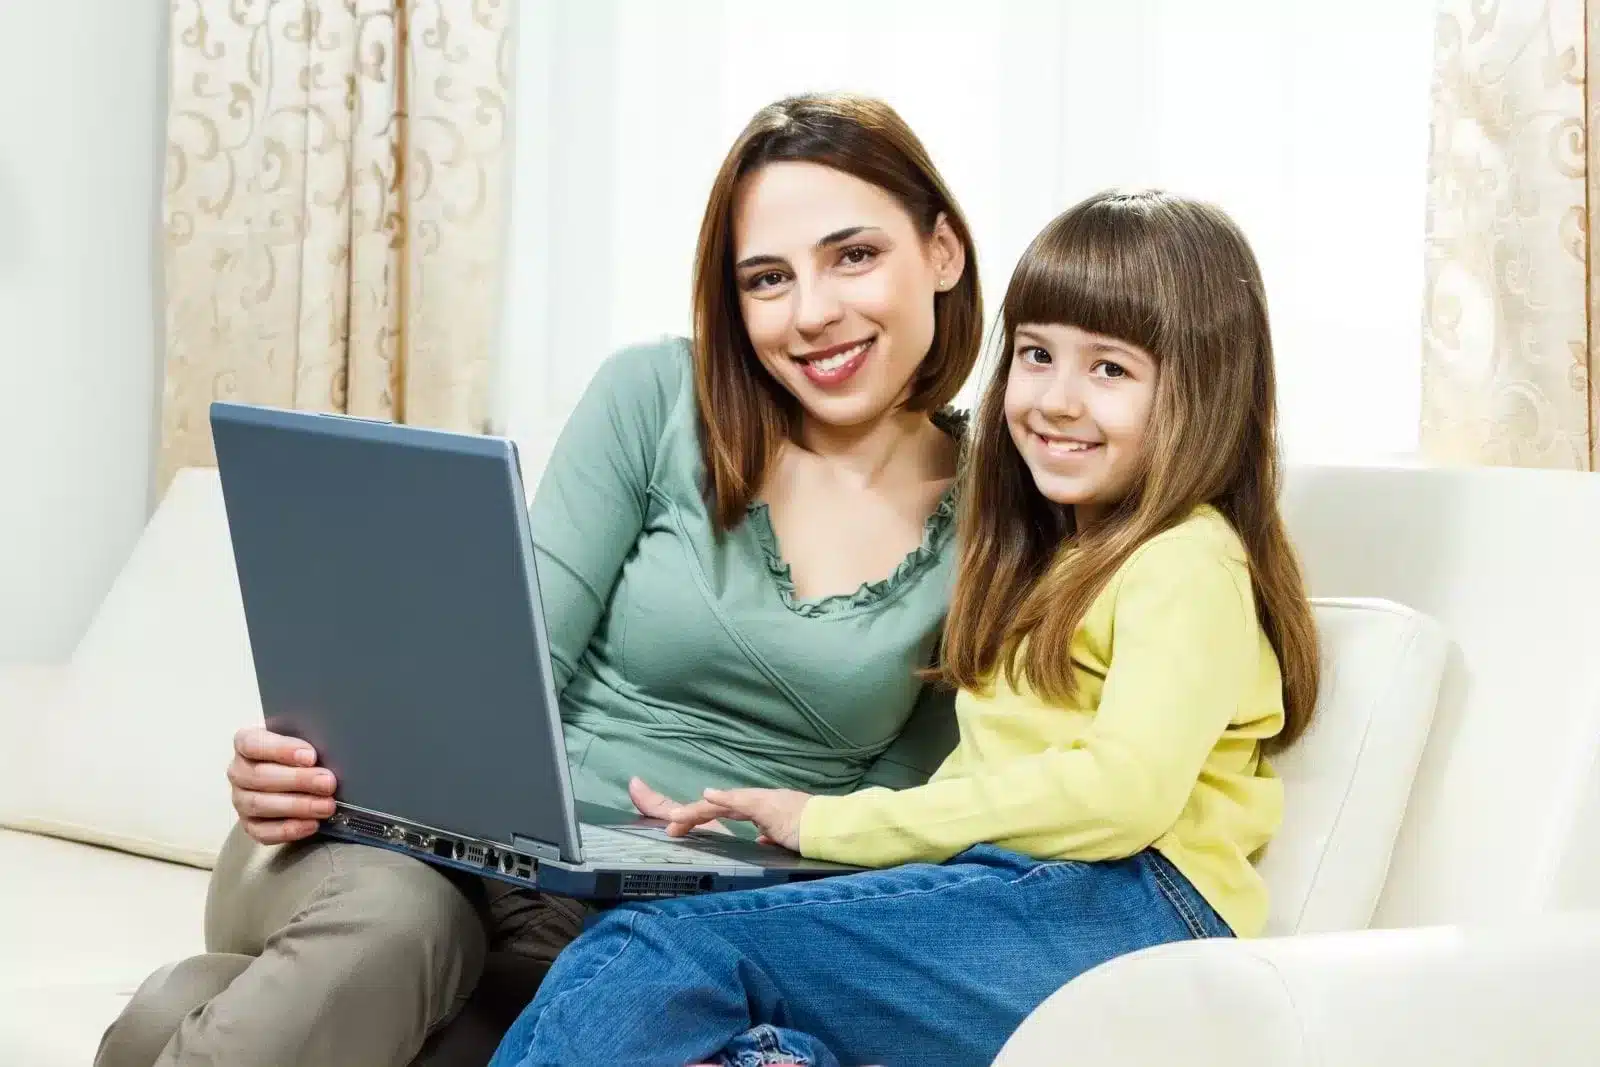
[488,846,1231,1067]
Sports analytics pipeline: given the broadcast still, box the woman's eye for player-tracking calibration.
[1017,346,1051,366]
[745,271,787,291]
[1094,360,1127,379]
[839,245,879,267]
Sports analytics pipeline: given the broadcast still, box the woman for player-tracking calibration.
[95,92,983,1067]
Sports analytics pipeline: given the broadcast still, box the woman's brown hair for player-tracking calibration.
[691,93,983,530]
[941,189,1320,749]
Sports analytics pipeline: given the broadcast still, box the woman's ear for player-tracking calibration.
[929,212,967,291]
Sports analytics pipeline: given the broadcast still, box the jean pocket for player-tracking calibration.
[1145,852,1232,940]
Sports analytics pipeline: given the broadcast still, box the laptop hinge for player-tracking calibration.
[511,834,561,862]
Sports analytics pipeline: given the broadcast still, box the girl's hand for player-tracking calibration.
[627,777,733,835]
[661,787,813,853]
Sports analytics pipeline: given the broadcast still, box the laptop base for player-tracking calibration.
[319,804,843,901]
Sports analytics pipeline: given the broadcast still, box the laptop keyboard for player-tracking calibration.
[579,824,737,867]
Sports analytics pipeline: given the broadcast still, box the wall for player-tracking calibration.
[0,3,167,663]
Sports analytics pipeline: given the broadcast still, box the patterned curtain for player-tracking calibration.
[158,0,512,492]
[1421,0,1598,470]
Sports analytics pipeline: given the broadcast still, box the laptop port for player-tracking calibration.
[433,839,455,859]
[339,814,388,839]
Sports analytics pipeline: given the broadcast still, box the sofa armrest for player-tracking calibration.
[993,912,1600,1067]
[0,665,67,822]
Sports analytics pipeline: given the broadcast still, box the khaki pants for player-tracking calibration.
[95,822,594,1067]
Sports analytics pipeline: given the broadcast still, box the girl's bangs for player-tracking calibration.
[1000,206,1167,356]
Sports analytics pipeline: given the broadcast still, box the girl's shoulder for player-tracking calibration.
[1091,508,1257,633]
[1153,505,1247,555]
[1118,506,1251,586]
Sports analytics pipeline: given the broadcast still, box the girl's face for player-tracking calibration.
[1003,322,1158,526]
[732,161,964,432]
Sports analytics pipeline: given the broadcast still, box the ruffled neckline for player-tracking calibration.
[749,409,967,619]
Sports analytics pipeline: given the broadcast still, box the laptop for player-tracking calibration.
[209,402,865,900]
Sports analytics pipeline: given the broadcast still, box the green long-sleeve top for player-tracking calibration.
[529,337,962,827]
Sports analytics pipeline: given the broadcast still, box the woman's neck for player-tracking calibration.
[795,408,951,488]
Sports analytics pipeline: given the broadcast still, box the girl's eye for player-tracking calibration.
[1093,360,1127,379]
[1017,346,1051,366]
[839,245,879,267]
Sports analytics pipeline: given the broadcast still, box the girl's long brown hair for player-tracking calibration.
[941,190,1320,749]
[691,93,983,530]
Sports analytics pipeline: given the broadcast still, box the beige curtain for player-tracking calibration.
[158,0,511,492]
[1421,0,1598,469]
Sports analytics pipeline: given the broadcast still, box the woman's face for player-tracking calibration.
[731,162,964,432]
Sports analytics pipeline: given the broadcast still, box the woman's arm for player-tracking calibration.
[530,340,684,694]
[858,683,960,790]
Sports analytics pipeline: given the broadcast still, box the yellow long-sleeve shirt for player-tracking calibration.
[799,506,1287,937]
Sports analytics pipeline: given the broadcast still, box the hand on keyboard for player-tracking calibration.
[628,777,733,835]
[662,787,813,853]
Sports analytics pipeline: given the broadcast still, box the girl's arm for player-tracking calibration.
[798,537,1266,867]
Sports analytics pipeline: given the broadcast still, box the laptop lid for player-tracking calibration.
[210,402,584,865]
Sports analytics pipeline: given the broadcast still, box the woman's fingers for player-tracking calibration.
[628,777,683,819]
[243,817,321,845]
[231,786,337,821]
[228,755,336,795]
[234,726,318,768]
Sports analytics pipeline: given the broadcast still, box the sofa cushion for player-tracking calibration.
[1,469,260,867]
[0,983,139,1067]
[0,830,208,1066]
[1259,598,1447,935]
[0,828,209,989]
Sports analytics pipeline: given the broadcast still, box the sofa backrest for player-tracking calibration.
[1282,463,1600,928]
[0,468,259,866]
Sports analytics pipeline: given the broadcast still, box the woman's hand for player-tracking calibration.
[657,786,813,853]
[228,727,337,845]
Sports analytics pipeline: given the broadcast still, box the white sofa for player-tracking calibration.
[2,463,1598,1065]
[997,463,1600,1065]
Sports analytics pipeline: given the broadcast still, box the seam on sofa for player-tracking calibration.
[1248,949,1321,1067]
[0,818,217,870]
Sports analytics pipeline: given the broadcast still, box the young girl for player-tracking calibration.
[487,188,1321,1067]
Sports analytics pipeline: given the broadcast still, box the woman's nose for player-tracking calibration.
[793,277,843,335]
